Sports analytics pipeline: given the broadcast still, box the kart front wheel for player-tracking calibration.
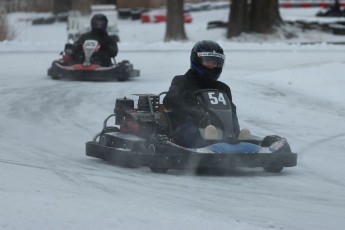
[264,165,284,173]
[148,143,169,173]
[261,135,287,173]
[117,74,129,82]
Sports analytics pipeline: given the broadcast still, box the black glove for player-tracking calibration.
[64,43,74,55]
[98,39,109,50]
[182,92,199,106]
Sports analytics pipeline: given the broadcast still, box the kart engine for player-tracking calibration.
[114,94,161,137]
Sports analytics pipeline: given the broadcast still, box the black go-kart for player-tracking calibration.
[86,89,297,173]
[47,40,140,81]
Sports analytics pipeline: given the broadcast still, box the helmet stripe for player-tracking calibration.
[191,62,204,75]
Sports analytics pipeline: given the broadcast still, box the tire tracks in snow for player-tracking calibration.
[297,133,345,188]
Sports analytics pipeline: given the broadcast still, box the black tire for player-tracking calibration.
[98,134,113,161]
[49,68,61,80]
[99,134,112,147]
[261,135,291,152]
[117,61,131,81]
[264,165,283,173]
[51,76,61,80]
[262,135,281,146]
[117,74,129,82]
[148,143,169,173]
[261,135,289,173]
[123,144,142,168]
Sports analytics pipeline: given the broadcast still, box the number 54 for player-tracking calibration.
[208,92,226,105]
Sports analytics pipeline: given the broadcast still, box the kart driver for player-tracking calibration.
[163,40,241,148]
[64,14,118,67]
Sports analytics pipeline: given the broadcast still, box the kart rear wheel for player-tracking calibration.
[51,73,62,80]
[48,66,62,80]
[99,134,112,147]
[264,165,283,173]
[117,74,129,82]
[123,144,141,168]
[117,61,131,81]
[99,134,113,161]
[148,143,169,173]
[261,135,287,173]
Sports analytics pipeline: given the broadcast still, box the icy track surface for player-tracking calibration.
[1,7,345,230]
[1,47,345,230]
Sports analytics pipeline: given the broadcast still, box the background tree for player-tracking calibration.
[0,10,9,41]
[164,0,187,42]
[227,0,282,38]
[227,0,248,37]
[53,0,71,14]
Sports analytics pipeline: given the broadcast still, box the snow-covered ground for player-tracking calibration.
[1,7,345,230]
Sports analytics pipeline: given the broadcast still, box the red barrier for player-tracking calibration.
[141,14,150,23]
[154,15,166,23]
[318,2,330,8]
[282,3,293,8]
[300,2,312,8]
[142,13,193,24]
[184,13,193,23]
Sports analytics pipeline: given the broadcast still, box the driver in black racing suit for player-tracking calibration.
[64,14,118,67]
[163,40,240,148]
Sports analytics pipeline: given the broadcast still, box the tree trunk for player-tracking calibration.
[164,0,187,42]
[227,0,282,37]
[53,0,71,14]
[227,0,248,38]
[250,0,282,33]
[73,0,92,13]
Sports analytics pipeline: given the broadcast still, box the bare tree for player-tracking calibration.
[53,0,71,13]
[30,0,53,12]
[0,11,9,41]
[227,0,248,37]
[164,0,187,42]
[250,0,281,33]
[0,8,15,41]
[73,0,93,12]
[0,0,53,12]
[227,0,282,38]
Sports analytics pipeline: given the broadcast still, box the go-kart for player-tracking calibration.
[85,89,297,173]
[47,40,140,81]
[316,3,345,17]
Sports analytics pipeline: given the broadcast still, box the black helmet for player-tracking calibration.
[91,14,108,32]
[190,40,225,82]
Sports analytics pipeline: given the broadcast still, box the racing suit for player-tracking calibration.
[71,30,118,67]
[163,69,240,147]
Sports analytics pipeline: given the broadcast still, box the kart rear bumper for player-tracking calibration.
[48,61,140,81]
[86,141,297,170]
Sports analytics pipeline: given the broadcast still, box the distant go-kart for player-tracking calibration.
[47,39,140,81]
[86,89,298,173]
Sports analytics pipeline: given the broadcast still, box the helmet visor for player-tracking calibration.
[94,20,106,28]
[197,52,225,68]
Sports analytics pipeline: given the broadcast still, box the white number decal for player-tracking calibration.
[208,92,227,105]
[208,92,218,104]
[84,40,98,49]
[218,93,226,105]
